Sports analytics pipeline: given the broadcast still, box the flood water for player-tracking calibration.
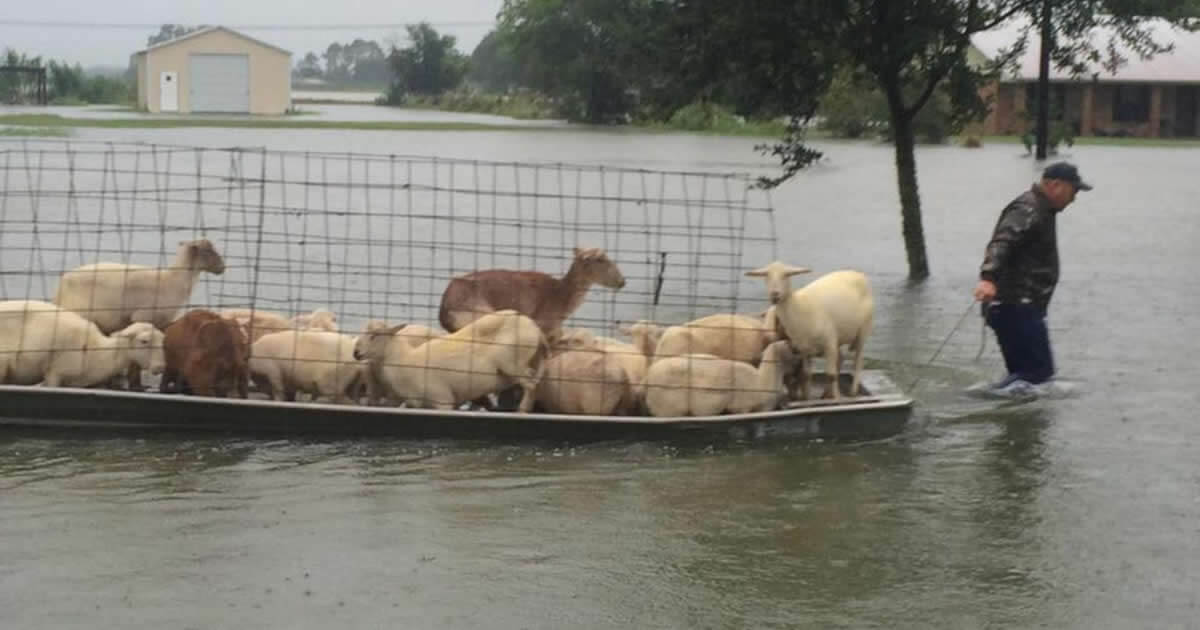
[2,120,1199,628]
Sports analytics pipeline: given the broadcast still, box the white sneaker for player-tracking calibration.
[966,376,1039,400]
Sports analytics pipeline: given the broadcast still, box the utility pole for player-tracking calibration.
[1035,0,1053,160]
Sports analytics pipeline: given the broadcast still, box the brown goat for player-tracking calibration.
[437,247,625,342]
[161,309,249,398]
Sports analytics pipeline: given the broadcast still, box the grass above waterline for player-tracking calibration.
[977,134,1200,148]
[7,114,1199,145]
[0,113,549,132]
[0,126,72,137]
[0,113,789,136]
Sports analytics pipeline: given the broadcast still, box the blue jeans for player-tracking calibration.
[985,302,1055,384]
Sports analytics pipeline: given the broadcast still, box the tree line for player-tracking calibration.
[0,49,132,105]
[298,3,1195,278]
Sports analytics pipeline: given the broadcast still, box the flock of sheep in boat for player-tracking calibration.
[0,238,874,417]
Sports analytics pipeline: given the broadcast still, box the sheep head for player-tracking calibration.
[181,239,226,275]
[362,319,391,334]
[745,262,811,305]
[114,322,167,375]
[617,319,663,357]
[353,324,405,361]
[573,246,626,289]
[296,308,338,331]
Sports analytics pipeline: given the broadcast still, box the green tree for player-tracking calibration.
[345,39,389,83]
[497,0,651,123]
[1,49,44,104]
[323,43,349,81]
[295,52,323,79]
[47,61,84,100]
[468,30,524,92]
[752,1,1028,280]
[385,23,468,103]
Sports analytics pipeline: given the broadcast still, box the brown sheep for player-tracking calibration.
[161,309,249,398]
[437,247,625,343]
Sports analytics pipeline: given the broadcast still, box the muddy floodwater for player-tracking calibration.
[2,119,1199,628]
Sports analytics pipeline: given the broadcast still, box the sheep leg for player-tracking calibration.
[364,372,381,406]
[266,373,288,402]
[823,341,841,400]
[799,357,812,401]
[125,363,145,391]
[514,355,546,414]
[849,340,865,397]
[159,367,179,394]
[235,371,249,399]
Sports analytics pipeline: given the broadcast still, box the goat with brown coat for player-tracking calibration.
[437,247,625,343]
[161,309,249,398]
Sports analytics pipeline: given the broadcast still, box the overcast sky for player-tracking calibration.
[0,0,504,68]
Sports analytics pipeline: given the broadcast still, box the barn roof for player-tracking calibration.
[971,17,1200,83]
[134,26,292,57]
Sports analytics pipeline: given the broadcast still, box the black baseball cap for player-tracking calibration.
[1042,162,1093,191]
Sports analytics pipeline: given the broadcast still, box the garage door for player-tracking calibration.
[189,54,250,113]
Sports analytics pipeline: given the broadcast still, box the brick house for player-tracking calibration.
[972,20,1200,138]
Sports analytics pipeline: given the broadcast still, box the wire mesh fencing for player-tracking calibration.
[0,138,791,414]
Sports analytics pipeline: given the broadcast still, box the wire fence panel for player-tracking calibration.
[0,139,792,412]
[0,139,778,332]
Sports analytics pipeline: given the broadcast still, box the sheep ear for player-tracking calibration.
[616,323,633,335]
[573,246,583,258]
[745,267,769,277]
[784,266,812,276]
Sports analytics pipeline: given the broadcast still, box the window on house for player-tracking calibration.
[1113,85,1150,123]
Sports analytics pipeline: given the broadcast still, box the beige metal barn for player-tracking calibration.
[132,26,292,115]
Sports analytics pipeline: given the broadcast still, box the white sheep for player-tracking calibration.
[290,308,339,332]
[53,239,225,333]
[0,300,165,387]
[643,340,793,417]
[558,322,663,413]
[535,348,632,415]
[744,262,874,400]
[617,320,665,361]
[221,307,339,344]
[651,312,777,365]
[352,319,441,406]
[248,330,363,404]
[352,309,548,412]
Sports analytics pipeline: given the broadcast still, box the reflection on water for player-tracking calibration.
[2,133,1200,628]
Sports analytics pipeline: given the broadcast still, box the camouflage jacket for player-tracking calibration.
[979,184,1060,311]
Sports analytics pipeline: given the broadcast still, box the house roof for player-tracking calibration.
[971,17,1200,83]
[134,26,291,57]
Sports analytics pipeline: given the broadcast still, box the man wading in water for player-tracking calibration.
[973,162,1092,397]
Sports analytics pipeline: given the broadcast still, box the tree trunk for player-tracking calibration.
[884,81,930,280]
[891,114,930,280]
[1035,0,1053,160]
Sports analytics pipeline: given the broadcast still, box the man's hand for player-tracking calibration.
[974,279,997,303]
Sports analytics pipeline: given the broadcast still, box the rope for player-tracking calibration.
[974,301,989,361]
[907,298,982,393]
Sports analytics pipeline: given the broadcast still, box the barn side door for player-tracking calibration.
[159,71,179,112]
